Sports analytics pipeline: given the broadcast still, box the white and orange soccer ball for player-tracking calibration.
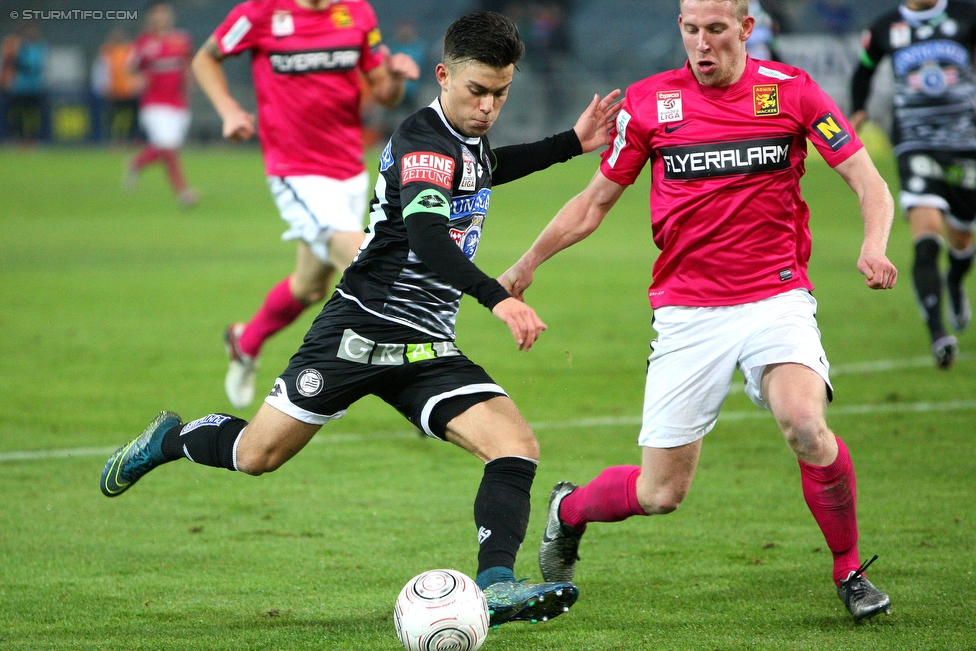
[394,569,490,651]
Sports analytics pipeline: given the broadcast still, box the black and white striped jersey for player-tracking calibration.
[854,0,976,154]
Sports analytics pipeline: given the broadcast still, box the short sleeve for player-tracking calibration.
[600,90,652,186]
[802,74,864,167]
[213,1,261,57]
[358,2,385,73]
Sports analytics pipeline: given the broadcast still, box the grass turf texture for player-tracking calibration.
[1,140,974,650]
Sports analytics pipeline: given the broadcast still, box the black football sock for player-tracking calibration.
[160,414,246,470]
[474,456,537,577]
[947,243,974,297]
[913,236,945,339]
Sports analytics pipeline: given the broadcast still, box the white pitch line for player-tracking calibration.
[830,352,971,375]
[2,399,975,464]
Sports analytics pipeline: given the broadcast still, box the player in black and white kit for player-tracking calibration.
[851,0,976,368]
[100,11,621,627]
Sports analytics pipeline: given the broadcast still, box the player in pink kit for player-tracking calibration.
[126,2,199,208]
[192,0,419,409]
[502,0,897,623]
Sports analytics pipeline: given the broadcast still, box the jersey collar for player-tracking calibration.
[429,98,481,146]
[899,0,948,26]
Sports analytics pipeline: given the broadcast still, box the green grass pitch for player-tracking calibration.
[0,135,974,650]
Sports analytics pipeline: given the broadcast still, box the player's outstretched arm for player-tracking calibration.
[366,45,420,109]
[573,90,622,153]
[491,297,547,351]
[833,148,898,290]
[191,36,255,141]
[500,171,625,300]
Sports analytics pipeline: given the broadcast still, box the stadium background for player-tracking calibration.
[0,0,903,145]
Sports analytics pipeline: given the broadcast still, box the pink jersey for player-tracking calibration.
[134,29,192,109]
[601,57,862,309]
[213,0,386,179]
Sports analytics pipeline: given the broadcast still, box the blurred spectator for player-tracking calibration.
[379,20,428,139]
[746,0,781,61]
[95,28,142,144]
[125,2,198,208]
[527,2,572,125]
[1,25,49,143]
[813,0,854,35]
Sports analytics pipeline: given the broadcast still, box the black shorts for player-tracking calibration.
[897,150,976,231]
[265,297,506,440]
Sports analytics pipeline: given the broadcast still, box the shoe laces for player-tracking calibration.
[842,554,878,591]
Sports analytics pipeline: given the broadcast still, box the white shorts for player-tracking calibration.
[639,289,832,448]
[139,104,190,149]
[267,173,369,265]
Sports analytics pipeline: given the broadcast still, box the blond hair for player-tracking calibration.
[679,0,750,21]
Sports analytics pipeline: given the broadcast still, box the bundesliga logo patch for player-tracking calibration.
[657,90,682,123]
[754,84,779,116]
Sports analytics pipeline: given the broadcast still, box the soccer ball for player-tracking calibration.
[394,569,490,651]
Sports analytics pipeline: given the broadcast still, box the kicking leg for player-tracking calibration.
[445,397,577,625]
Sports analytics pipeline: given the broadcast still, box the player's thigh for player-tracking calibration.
[738,289,832,412]
[235,401,321,474]
[291,240,334,299]
[139,104,189,149]
[377,354,511,446]
[639,306,742,448]
[267,173,369,265]
[263,311,387,430]
[444,396,538,462]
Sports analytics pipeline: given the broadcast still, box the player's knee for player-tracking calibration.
[780,411,829,459]
[635,482,686,515]
[235,445,286,476]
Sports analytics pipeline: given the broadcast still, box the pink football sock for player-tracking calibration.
[159,149,187,193]
[133,145,161,169]
[559,465,646,532]
[798,436,861,585]
[238,277,307,358]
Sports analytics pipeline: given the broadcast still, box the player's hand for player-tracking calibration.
[573,89,622,153]
[857,251,898,290]
[498,263,534,301]
[492,297,547,351]
[380,45,421,81]
[222,107,256,141]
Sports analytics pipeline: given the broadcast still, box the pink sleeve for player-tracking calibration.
[358,2,385,72]
[802,74,864,166]
[213,1,260,57]
[600,90,652,186]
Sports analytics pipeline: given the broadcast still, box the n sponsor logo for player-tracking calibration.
[812,113,852,152]
[401,152,455,189]
[661,136,793,180]
[269,48,360,74]
[754,84,779,116]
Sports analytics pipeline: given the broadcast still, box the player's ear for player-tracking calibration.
[435,62,450,91]
[740,15,756,42]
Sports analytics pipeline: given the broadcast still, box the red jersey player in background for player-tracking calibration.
[126,2,199,208]
[192,0,419,409]
[501,0,897,623]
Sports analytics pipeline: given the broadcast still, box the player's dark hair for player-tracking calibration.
[443,12,524,70]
